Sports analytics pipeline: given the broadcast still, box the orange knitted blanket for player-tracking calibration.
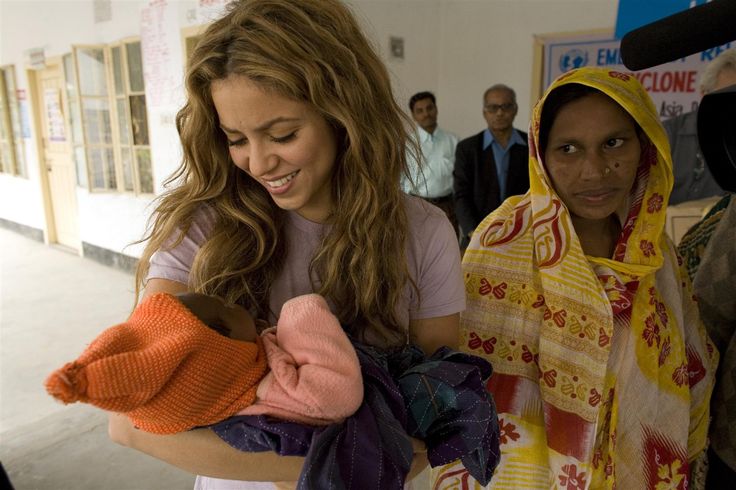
[45,293,268,434]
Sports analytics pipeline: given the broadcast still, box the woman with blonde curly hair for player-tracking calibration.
[108,0,464,487]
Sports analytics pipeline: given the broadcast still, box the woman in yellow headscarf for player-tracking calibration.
[433,67,717,489]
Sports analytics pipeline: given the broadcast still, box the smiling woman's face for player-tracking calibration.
[543,91,641,224]
[211,75,338,223]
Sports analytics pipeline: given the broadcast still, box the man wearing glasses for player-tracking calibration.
[454,84,529,249]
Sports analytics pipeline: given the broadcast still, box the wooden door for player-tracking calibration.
[35,61,80,250]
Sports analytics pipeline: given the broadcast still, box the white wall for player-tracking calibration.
[355,0,618,139]
[0,0,199,255]
[0,0,618,258]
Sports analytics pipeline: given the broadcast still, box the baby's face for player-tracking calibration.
[175,293,257,342]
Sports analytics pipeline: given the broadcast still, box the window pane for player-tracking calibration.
[74,146,87,188]
[63,54,77,90]
[0,72,14,174]
[6,78,25,177]
[6,76,20,134]
[68,95,84,145]
[105,147,116,188]
[0,144,11,173]
[63,54,85,147]
[121,147,134,191]
[185,36,202,62]
[88,147,116,189]
[88,147,105,188]
[4,68,16,94]
[111,46,125,96]
[82,98,112,144]
[14,140,25,177]
[76,48,108,97]
[136,148,153,193]
[126,42,144,92]
[129,94,149,145]
[116,98,130,145]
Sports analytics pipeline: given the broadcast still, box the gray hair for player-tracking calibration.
[699,48,736,93]
[483,84,517,104]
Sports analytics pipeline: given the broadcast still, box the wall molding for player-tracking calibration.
[1,218,137,274]
[0,218,43,242]
[82,241,138,274]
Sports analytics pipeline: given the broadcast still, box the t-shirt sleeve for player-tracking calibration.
[146,210,214,286]
[408,200,466,320]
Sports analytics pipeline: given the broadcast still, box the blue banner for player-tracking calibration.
[614,0,708,39]
[544,33,733,120]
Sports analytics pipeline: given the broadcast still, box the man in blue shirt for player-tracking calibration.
[454,84,529,249]
[402,91,459,234]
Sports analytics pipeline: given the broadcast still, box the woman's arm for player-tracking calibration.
[410,313,460,354]
[109,413,305,480]
[140,278,189,299]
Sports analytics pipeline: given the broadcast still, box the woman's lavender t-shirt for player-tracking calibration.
[147,195,465,327]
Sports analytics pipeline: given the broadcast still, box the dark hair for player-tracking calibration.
[539,84,601,155]
[409,91,436,111]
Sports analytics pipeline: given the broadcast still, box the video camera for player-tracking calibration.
[621,0,736,191]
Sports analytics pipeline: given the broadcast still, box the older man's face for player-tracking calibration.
[483,89,517,134]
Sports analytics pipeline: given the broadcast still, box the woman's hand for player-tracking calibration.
[409,313,460,354]
[408,437,429,480]
[108,412,136,447]
[175,293,258,342]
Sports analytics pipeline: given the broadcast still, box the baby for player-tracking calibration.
[45,293,363,434]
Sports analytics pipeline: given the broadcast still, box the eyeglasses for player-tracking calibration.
[484,103,516,113]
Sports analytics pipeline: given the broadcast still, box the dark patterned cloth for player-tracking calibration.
[692,198,736,472]
[394,345,499,485]
[211,342,500,489]
[678,194,732,281]
[678,195,736,473]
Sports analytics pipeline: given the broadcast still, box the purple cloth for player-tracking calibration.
[210,343,499,489]
[211,416,313,456]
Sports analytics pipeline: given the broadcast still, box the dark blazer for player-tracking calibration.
[453,129,529,238]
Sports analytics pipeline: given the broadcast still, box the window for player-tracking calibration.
[181,24,207,64]
[111,41,152,193]
[63,53,88,188]
[185,34,203,62]
[0,65,27,177]
[69,39,153,194]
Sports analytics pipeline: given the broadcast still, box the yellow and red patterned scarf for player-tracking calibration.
[433,68,717,489]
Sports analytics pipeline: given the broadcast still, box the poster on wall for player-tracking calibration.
[17,89,31,139]
[544,36,733,120]
[140,0,182,109]
[43,88,66,142]
[197,0,230,23]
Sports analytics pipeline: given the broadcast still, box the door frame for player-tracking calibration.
[27,55,80,253]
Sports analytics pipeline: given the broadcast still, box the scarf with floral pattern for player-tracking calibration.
[432,67,717,490]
